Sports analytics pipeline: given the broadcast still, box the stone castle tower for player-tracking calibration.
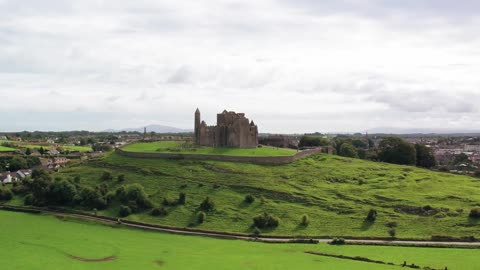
[194,108,258,148]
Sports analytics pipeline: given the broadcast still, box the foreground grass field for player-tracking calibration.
[1,211,478,270]
[43,152,480,239]
[122,141,297,156]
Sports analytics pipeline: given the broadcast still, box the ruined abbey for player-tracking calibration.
[194,108,258,148]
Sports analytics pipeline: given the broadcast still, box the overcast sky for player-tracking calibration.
[1,0,480,133]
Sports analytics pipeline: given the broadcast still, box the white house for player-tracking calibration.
[2,174,12,184]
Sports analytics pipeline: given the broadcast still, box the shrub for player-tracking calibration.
[253,227,261,236]
[162,198,177,206]
[330,238,345,245]
[388,229,396,238]
[117,184,153,209]
[244,194,255,204]
[178,192,186,205]
[100,171,113,181]
[0,188,13,201]
[301,214,310,226]
[253,212,280,229]
[469,208,480,218]
[117,174,125,182]
[73,176,81,183]
[197,211,206,224]
[24,193,34,205]
[386,221,398,228]
[119,205,132,217]
[366,209,377,222]
[151,207,168,216]
[199,196,215,211]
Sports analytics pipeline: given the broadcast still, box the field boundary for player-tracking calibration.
[1,205,480,248]
[116,147,324,164]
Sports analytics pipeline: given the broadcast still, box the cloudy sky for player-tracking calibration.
[1,0,480,133]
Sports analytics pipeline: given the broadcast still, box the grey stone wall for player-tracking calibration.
[116,147,324,164]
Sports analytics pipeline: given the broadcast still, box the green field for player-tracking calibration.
[122,141,297,156]
[62,145,92,152]
[0,142,91,152]
[0,145,16,152]
[1,211,478,270]
[34,152,480,239]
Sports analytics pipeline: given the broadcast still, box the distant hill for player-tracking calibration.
[105,124,192,133]
[368,127,480,135]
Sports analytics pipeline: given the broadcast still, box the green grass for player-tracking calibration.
[62,145,92,152]
[21,144,51,150]
[0,145,16,152]
[44,152,480,239]
[122,141,297,156]
[1,211,478,270]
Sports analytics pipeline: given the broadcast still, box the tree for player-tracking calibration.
[178,192,186,205]
[100,171,113,181]
[339,143,358,158]
[116,183,153,209]
[199,196,215,211]
[151,207,168,216]
[197,211,206,224]
[119,205,132,217]
[253,212,280,228]
[299,136,330,147]
[38,147,45,156]
[453,153,469,165]
[378,137,416,165]
[351,139,367,149]
[415,144,436,168]
[366,209,377,222]
[9,157,28,171]
[0,188,13,201]
[49,179,77,205]
[244,194,255,204]
[25,148,32,156]
[301,214,310,226]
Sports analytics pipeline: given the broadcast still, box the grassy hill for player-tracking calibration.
[122,141,297,156]
[37,152,480,239]
[40,153,480,238]
[1,211,478,270]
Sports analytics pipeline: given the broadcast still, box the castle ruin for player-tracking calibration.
[194,108,258,148]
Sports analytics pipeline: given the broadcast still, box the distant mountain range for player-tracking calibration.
[104,124,192,133]
[367,127,480,135]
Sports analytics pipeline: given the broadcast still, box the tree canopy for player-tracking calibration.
[378,137,416,165]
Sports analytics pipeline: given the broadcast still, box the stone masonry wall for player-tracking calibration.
[116,147,324,164]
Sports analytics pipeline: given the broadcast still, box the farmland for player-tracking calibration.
[122,141,297,156]
[0,145,16,152]
[1,210,478,270]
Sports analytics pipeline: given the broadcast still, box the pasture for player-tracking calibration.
[1,210,478,270]
[0,145,16,152]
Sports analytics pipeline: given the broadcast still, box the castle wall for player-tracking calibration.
[117,147,324,164]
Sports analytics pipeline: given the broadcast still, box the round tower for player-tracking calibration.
[195,108,200,144]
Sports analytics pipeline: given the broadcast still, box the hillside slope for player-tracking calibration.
[53,153,480,239]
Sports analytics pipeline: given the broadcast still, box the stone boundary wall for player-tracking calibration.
[116,147,324,164]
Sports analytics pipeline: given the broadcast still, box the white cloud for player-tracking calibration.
[1,0,480,132]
